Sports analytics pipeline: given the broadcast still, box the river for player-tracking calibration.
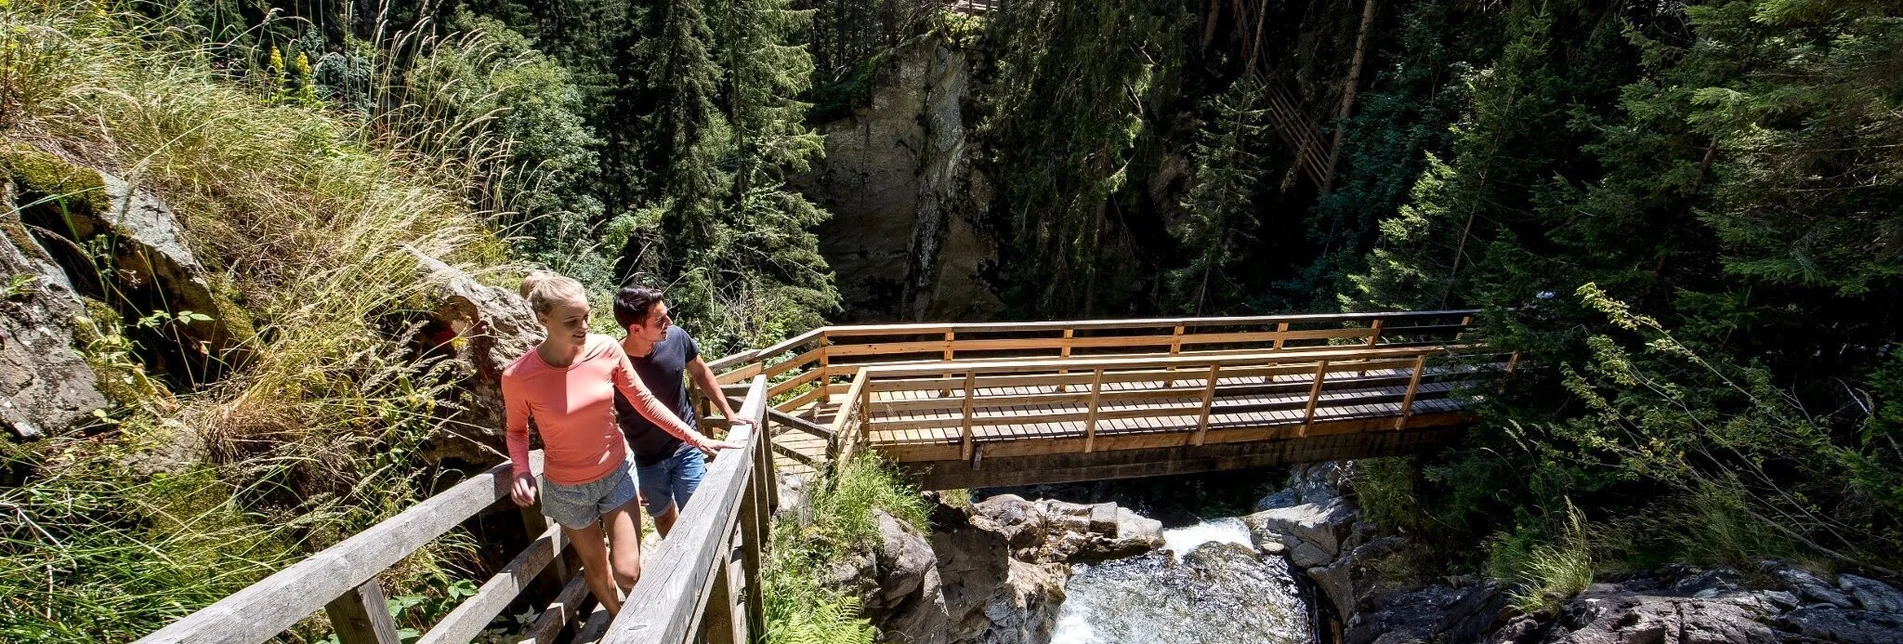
[1049,518,1314,644]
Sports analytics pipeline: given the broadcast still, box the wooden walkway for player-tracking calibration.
[141,309,1505,644]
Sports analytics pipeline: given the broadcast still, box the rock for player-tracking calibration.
[1105,506,1164,557]
[1245,498,1357,559]
[1762,561,1855,609]
[1309,560,1355,619]
[773,471,813,527]
[1347,582,1504,644]
[5,147,255,381]
[0,177,107,439]
[932,497,1070,644]
[1838,574,1903,614]
[971,494,1047,554]
[797,36,1002,322]
[1776,606,1903,643]
[1493,586,1780,644]
[1254,487,1301,512]
[1676,568,1745,597]
[862,511,948,644]
[1289,541,1335,569]
[402,248,541,464]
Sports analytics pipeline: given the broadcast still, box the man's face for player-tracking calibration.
[634,301,672,343]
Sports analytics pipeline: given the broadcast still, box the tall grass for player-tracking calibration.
[1492,501,1593,615]
[762,453,927,644]
[2,2,517,640]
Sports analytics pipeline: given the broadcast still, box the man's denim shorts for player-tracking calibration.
[538,458,638,530]
[635,445,707,517]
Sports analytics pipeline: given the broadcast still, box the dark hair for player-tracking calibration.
[613,286,665,329]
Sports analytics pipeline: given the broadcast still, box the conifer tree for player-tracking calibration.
[1170,76,1271,314]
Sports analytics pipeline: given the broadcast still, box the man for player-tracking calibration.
[612,286,753,537]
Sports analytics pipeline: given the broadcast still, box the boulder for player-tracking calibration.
[1761,561,1855,609]
[1775,606,1903,643]
[861,510,948,644]
[1245,498,1358,560]
[1492,585,1780,644]
[1347,582,1504,644]
[401,248,541,464]
[932,497,1071,644]
[0,178,106,438]
[773,471,813,527]
[4,146,255,380]
[1838,574,1903,614]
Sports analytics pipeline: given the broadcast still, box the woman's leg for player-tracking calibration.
[564,522,622,615]
[603,497,644,593]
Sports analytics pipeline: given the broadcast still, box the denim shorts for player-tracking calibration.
[634,445,707,517]
[538,458,638,530]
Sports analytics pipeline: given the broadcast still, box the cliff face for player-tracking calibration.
[797,37,1003,322]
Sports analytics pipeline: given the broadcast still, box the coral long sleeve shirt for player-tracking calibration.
[503,334,700,485]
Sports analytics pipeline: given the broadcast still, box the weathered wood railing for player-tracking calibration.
[599,376,775,643]
[137,376,775,644]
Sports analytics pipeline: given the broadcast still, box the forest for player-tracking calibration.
[1,0,1900,641]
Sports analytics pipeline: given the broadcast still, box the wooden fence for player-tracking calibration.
[135,376,773,644]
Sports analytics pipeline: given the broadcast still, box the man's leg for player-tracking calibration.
[654,501,679,537]
[656,449,706,537]
[635,457,675,534]
[602,498,644,593]
[563,522,621,615]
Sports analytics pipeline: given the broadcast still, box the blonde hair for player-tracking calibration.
[519,270,587,315]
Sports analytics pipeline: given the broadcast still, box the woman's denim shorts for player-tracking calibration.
[538,458,638,530]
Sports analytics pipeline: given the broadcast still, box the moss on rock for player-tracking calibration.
[1,143,111,217]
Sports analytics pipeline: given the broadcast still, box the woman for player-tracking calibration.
[503,271,739,616]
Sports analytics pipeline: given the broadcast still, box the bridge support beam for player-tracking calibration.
[901,425,1462,490]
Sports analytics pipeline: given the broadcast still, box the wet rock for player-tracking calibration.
[0,178,106,439]
[966,495,1163,563]
[773,471,812,527]
[1838,574,1903,614]
[1253,487,1300,512]
[1761,561,1855,609]
[1775,606,1903,643]
[402,248,541,464]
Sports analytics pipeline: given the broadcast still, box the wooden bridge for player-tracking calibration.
[136,310,1507,644]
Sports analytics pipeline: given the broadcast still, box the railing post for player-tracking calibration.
[1057,328,1075,392]
[1365,318,1384,346]
[817,332,831,403]
[325,579,401,644]
[1082,367,1106,453]
[1301,360,1329,437]
[940,331,956,397]
[1165,325,1184,386]
[1193,364,1220,446]
[1506,351,1520,374]
[959,372,977,462]
[1272,322,1290,351]
[740,429,768,641]
[1395,354,1427,430]
[857,371,873,457]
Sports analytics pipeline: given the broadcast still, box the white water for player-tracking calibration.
[1049,518,1311,644]
[1159,517,1254,561]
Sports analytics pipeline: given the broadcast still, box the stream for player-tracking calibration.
[1049,518,1313,644]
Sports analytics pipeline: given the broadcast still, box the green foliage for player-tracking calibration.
[1491,502,1593,615]
[1168,75,1271,314]
[761,452,926,644]
[977,0,1188,317]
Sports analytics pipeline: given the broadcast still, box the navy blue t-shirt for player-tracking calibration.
[614,329,700,466]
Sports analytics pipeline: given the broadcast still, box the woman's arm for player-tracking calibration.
[607,342,734,449]
[501,374,538,506]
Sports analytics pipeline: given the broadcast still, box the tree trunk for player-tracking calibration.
[1323,0,1377,193]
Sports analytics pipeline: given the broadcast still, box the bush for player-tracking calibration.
[761,452,927,644]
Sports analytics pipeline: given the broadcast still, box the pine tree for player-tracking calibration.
[1169,76,1271,314]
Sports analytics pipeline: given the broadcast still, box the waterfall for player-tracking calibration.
[1050,518,1312,644]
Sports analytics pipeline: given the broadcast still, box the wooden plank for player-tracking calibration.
[859,344,1465,378]
[768,408,835,439]
[816,309,1477,339]
[324,579,401,644]
[781,384,829,413]
[601,377,767,643]
[960,373,977,461]
[136,452,544,644]
[1302,360,1329,436]
[714,360,764,385]
[418,525,566,644]
[518,574,590,644]
[767,368,823,397]
[1082,368,1106,453]
[1366,319,1384,346]
[1194,364,1220,446]
[1395,355,1427,430]
[1272,322,1289,351]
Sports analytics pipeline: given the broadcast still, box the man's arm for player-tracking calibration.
[689,356,753,426]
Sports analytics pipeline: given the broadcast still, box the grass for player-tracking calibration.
[1492,501,1593,615]
[2,2,520,640]
[761,452,927,644]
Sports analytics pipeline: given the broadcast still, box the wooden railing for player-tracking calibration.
[136,376,774,644]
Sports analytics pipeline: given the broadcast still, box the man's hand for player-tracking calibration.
[728,416,756,427]
[698,437,745,452]
[511,471,538,507]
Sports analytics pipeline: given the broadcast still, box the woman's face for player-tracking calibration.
[538,296,591,348]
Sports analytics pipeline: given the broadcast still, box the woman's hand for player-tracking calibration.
[511,471,538,507]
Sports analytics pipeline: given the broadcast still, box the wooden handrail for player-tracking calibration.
[136,452,546,644]
[603,376,771,643]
